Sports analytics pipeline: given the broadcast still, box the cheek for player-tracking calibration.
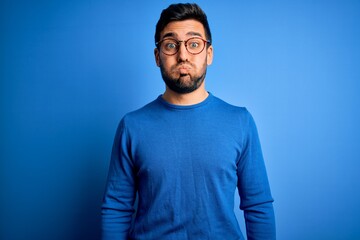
[161,57,177,68]
[198,56,209,68]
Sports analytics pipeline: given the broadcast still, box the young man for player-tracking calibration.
[102,3,275,239]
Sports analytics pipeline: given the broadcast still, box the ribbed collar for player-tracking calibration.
[157,92,213,110]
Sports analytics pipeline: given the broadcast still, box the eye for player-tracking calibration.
[188,40,200,49]
[164,41,177,50]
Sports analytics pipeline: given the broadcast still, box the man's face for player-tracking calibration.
[155,19,213,94]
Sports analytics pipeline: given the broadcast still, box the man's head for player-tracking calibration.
[154,3,213,94]
[155,3,212,45]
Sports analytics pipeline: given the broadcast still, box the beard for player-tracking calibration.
[159,61,207,94]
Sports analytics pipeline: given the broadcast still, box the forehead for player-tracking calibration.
[160,19,206,39]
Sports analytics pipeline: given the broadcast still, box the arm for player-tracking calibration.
[101,119,136,240]
[237,110,276,240]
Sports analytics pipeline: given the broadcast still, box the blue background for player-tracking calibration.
[1,0,360,239]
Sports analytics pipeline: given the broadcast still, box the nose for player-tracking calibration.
[177,42,188,62]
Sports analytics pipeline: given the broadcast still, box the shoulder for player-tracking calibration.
[211,95,254,123]
[119,96,163,129]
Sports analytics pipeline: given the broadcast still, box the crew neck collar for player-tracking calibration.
[157,92,213,110]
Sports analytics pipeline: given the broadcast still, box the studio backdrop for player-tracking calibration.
[1,0,360,239]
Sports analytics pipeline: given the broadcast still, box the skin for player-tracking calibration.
[154,19,213,105]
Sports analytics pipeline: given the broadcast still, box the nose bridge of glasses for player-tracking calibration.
[177,40,188,53]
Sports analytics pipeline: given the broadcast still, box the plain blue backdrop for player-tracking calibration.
[1,0,360,239]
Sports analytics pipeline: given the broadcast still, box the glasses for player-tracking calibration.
[156,37,211,56]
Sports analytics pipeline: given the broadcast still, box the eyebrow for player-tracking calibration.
[186,31,203,37]
[161,31,203,39]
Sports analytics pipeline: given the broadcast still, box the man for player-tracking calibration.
[102,3,275,240]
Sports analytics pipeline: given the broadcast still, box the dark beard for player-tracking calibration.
[160,63,207,94]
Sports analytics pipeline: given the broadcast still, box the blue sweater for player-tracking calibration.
[102,93,275,239]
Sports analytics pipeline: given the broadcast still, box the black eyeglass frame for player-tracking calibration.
[156,37,211,56]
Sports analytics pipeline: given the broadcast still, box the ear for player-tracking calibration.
[154,48,160,67]
[206,45,213,65]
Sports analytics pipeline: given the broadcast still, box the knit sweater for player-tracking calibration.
[102,93,275,240]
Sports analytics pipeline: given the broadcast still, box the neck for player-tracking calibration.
[162,83,209,106]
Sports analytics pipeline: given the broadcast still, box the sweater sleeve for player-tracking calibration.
[101,118,136,240]
[237,110,276,240]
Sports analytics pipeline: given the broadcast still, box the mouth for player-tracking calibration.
[179,69,189,75]
[177,65,191,74]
